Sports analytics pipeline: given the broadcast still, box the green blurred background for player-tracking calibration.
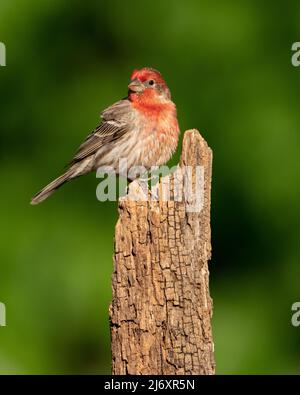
[0,0,300,374]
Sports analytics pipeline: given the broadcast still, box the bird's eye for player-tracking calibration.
[147,79,155,86]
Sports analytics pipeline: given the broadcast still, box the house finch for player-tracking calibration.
[31,67,180,205]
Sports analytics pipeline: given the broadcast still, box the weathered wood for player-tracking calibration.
[110,129,215,375]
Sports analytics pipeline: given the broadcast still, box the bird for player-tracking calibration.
[31,67,180,205]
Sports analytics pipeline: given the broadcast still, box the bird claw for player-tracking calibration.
[124,177,160,202]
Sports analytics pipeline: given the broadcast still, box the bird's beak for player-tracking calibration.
[128,79,144,93]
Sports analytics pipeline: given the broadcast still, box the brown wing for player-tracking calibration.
[69,99,132,166]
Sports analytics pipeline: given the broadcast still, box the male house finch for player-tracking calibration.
[31,67,180,205]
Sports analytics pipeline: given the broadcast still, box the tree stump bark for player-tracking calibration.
[109,129,215,375]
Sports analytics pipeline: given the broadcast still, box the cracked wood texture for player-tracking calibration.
[110,129,215,375]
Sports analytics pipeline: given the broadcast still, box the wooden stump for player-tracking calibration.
[110,129,215,375]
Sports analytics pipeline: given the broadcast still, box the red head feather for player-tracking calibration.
[130,67,166,86]
[129,67,171,102]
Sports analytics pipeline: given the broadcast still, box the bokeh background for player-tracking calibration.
[0,0,300,374]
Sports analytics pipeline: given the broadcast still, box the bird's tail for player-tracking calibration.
[31,168,74,205]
